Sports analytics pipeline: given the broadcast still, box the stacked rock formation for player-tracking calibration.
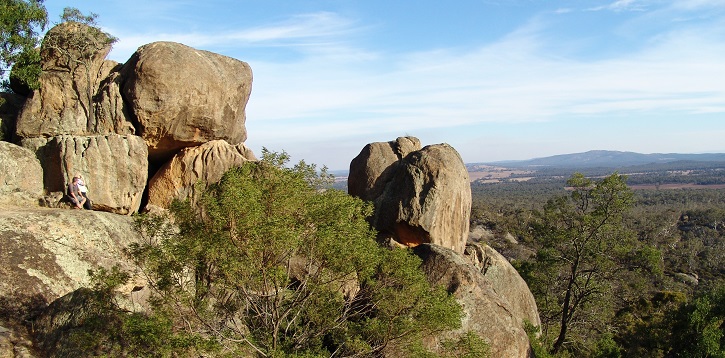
[0,23,543,357]
[349,137,539,357]
[348,136,472,254]
[9,22,255,214]
[0,24,258,356]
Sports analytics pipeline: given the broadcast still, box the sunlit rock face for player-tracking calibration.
[0,141,44,207]
[15,22,119,139]
[121,41,252,163]
[147,140,256,210]
[415,243,539,358]
[349,136,471,254]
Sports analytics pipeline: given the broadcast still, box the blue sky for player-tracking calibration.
[43,0,725,169]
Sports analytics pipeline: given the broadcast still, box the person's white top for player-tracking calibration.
[77,179,88,193]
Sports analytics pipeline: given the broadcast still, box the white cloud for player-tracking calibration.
[104,11,364,62]
[85,3,725,167]
[240,7,725,166]
[588,0,649,12]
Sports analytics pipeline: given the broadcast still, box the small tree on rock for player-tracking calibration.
[41,7,116,123]
[130,150,464,356]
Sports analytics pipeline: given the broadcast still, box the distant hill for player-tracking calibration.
[481,150,725,169]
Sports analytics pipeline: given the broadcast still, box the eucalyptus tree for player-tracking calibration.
[519,173,658,354]
[0,0,47,90]
[130,150,464,357]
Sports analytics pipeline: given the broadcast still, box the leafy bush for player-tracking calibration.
[129,150,463,356]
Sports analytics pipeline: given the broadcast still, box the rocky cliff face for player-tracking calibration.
[349,136,472,254]
[350,137,538,357]
[8,23,255,215]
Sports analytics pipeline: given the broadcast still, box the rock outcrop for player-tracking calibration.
[0,207,146,358]
[29,135,148,215]
[0,208,141,303]
[348,136,420,202]
[15,22,118,139]
[0,142,44,207]
[121,41,252,162]
[10,25,256,215]
[0,22,544,358]
[415,243,537,358]
[464,242,541,328]
[349,137,471,254]
[93,63,136,135]
[147,140,256,210]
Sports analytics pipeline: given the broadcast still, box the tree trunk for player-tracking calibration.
[552,261,578,353]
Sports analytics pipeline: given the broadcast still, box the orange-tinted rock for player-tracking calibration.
[349,137,471,254]
[147,140,256,210]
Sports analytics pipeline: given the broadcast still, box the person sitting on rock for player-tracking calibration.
[67,176,86,209]
[76,174,92,210]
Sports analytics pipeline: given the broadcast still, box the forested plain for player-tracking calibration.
[470,166,725,357]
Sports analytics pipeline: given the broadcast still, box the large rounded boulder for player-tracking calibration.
[348,136,420,202]
[121,41,252,162]
[415,243,537,358]
[147,140,256,210]
[349,137,471,254]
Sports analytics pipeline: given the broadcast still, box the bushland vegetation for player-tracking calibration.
[471,171,725,357]
[54,151,488,357]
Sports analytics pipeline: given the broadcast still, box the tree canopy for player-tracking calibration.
[0,0,47,90]
[128,150,466,357]
[518,173,662,355]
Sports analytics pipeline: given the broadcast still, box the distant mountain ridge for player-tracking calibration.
[482,150,725,168]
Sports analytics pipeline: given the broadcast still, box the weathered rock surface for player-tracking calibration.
[464,242,541,328]
[92,62,135,135]
[121,41,252,162]
[15,22,117,139]
[0,208,141,302]
[349,137,471,254]
[0,142,44,207]
[0,323,35,358]
[348,136,421,202]
[147,140,256,210]
[414,243,536,358]
[0,207,146,358]
[32,135,148,215]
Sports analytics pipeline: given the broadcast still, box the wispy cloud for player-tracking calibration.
[243,6,725,156]
[85,1,725,166]
[105,11,363,62]
[588,0,649,12]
